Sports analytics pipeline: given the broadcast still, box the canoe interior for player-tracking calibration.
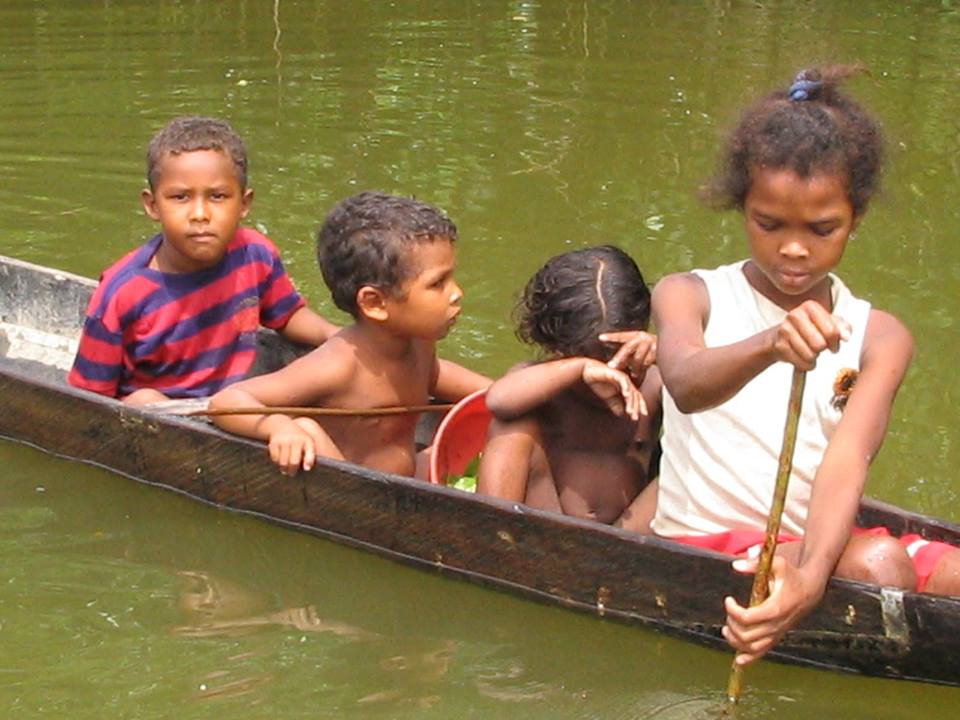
[1,253,960,687]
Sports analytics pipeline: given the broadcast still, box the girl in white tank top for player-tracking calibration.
[652,65,960,668]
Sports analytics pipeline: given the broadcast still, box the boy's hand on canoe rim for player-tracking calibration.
[267,417,343,475]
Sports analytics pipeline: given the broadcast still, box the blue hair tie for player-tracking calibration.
[788,78,822,102]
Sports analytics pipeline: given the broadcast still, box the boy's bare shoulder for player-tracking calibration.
[284,333,359,384]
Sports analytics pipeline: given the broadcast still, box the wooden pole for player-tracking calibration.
[727,367,807,704]
[154,403,455,418]
[188,404,455,418]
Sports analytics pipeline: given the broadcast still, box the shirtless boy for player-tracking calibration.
[477,246,661,527]
[208,191,490,477]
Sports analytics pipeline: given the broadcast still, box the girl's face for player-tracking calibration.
[742,165,858,309]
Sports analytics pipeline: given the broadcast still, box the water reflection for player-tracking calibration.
[172,570,375,640]
[6,440,960,717]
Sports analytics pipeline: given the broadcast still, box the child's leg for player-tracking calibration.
[615,478,658,534]
[414,447,432,481]
[922,550,960,595]
[834,534,916,589]
[897,536,960,595]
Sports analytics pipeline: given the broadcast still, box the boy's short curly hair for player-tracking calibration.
[702,65,883,217]
[146,116,248,190]
[317,191,458,317]
[516,245,650,360]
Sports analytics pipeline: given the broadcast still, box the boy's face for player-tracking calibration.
[743,165,857,304]
[141,149,253,274]
[382,239,462,340]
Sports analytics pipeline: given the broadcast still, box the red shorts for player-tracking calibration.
[671,527,955,592]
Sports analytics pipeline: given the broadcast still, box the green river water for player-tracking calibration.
[2,1,960,717]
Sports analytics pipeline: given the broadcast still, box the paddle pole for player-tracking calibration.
[145,399,455,418]
[185,404,455,418]
[727,367,807,704]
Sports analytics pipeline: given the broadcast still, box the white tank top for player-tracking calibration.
[652,261,871,537]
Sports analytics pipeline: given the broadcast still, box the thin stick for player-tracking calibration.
[187,404,455,418]
[727,367,807,704]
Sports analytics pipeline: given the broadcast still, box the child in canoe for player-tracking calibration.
[477,246,661,527]
[68,116,338,404]
[208,191,490,477]
[649,66,960,666]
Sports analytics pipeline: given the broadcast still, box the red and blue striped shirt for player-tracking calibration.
[68,227,305,399]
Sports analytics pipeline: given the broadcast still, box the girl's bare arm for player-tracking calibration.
[654,272,848,412]
[476,417,539,502]
[486,358,642,421]
[485,359,582,420]
[723,309,913,664]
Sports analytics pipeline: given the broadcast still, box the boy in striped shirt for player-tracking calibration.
[68,116,338,404]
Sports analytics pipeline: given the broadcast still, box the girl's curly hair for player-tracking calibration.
[515,245,650,360]
[702,65,883,217]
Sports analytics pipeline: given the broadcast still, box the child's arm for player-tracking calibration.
[722,309,913,665]
[614,367,662,534]
[477,416,539,501]
[431,358,492,401]
[599,330,657,388]
[277,306,340,347]
[69,310,171,404]
[477,416,564,511]
[653,273,849,412]
[208,347,350,474]
[485,358,644,421]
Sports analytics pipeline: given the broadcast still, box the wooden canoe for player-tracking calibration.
[2,253,960,686]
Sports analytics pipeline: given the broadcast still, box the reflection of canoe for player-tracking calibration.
[2,254,960,687]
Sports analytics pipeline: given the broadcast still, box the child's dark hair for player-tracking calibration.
[146,116,248,190]
[516,246,650,360]
[703,65,883,216]
[317,191,458,317]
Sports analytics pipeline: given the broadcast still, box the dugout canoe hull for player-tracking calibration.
[1,254,960,686]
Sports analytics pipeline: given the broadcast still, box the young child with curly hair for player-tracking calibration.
[478,245,661,527]
[209,191,489,477]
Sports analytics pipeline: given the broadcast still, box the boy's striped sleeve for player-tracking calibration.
[68,312,124,397]
[254,239,305,329]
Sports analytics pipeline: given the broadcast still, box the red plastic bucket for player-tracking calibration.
[428,389,491,485]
